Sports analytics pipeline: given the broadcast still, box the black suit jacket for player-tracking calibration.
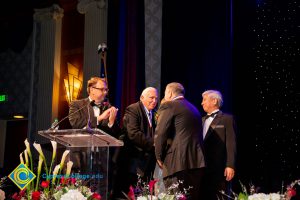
[121,101,156,175]
[202,111,236,177]
[155,98,205,178]
[122,101,156,152]
[68,98,119,137]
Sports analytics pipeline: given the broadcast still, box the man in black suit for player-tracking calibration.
[201,90,237,200]
[112,87,158,199]
[68,77,120,184]
[69,77,119,135]
[155,82,205,200]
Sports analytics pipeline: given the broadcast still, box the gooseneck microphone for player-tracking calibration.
[49,100,95,130]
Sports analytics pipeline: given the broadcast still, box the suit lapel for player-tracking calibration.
[139,102,154,138]
[84,98,97,127]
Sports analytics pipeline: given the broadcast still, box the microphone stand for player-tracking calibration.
[97,42,109,89]
[49,100,95,130]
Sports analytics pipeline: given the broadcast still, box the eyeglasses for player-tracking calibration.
[92,87,109,92]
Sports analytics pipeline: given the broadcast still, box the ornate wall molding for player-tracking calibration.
[77,0,106,14]
[34,4,64,22]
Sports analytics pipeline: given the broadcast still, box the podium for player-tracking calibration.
[38,128,123,200]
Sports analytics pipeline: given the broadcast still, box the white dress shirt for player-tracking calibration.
[203,109,219,139]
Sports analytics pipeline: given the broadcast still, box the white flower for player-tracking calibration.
[37,155,43,174]
[158,193,175,200]
[33,142,45,159]
[51,141,57,160]
[24,150,29,165]
[248,193,281,200]
[24,139,31,155]
[52,164,60,183]
[269,193,281,200]
[137,196,158,200]
[20,152,24,164]
[65,161,73,178]
[60,189,87,200]
[60,150,70,169]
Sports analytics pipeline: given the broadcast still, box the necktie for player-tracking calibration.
[148,112,152,127]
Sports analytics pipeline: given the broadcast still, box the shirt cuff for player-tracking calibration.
[107,122,113,128]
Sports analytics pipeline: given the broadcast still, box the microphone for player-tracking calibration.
[49,100,95,130]
[97,43,107,54]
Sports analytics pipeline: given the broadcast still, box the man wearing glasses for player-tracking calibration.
[68,77,120,190]
[69,77,119,136]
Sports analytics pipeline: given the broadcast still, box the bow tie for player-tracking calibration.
[204,112,218,120]
[92,102,103,109]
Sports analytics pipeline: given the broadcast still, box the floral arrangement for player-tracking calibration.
[123,174,190,200]
[220,179,299,200]
[7,139,102,200]
[284,179,299,200]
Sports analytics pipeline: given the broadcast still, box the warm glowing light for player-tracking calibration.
[64,63,82,104]
[13,115,25,119]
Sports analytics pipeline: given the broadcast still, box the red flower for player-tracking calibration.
[92,192,102,200]
[70,178,76,184]
[12,189,26,200]
[287,188,296,197]
[41,180,49,188]
[127,186,135,200]
[19,189,26,197]
[178,194,187,200]
[149,179,158,194]
[60,176,67,185]
[31,191,41,200]
[12,193,21,200]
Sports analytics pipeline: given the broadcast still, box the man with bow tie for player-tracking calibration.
[68,77,120,175]
[111,87,158,199]
[201,90,237,200]
[69,77,119,136]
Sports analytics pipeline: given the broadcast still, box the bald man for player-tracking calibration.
[112,87,158,199]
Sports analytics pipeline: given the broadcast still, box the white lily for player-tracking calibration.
[35,155,43,190]
[65,161,73,178]
[33,142,49,178]
[24,139,31,156]
[60,150,70,169]
[33,142,45,159]
[52,164,60,184]
[25,138,34,180]
[24,150,29,166]
[50,140,57,160]
[19,152,24,164]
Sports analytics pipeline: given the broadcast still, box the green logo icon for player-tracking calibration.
[8,163,36,190]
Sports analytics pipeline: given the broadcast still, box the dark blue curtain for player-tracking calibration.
[161,0,233,113]
[107,0,145,123]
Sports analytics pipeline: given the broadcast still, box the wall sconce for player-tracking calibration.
[64,63,82,104]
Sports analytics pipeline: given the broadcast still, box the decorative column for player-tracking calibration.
[77,0,107,96]
[32,4,63,142]
[145,0,162,96]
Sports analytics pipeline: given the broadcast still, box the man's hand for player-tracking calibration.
[97,108,111,122]
[108,107,118,126]
[157,160,163,169]
[224,167,235,181]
